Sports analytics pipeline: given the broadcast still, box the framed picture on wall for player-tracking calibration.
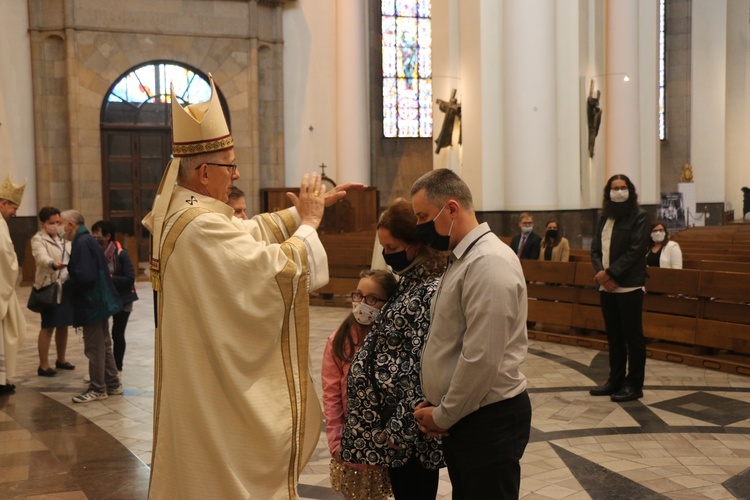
[659,192,686,232]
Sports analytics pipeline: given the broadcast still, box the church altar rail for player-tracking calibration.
[522,260,750,376]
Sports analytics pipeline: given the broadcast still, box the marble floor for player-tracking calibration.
[2,282,750,499]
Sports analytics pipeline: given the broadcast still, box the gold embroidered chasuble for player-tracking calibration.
[0,216,25,386]
[143,186,327,499]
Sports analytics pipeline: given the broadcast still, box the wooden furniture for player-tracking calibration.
[522,259,750,375]
[260,187,379,234]
[261,187,379,304]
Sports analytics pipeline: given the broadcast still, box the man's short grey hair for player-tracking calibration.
[410,168,474,211]
[61,209,85,226]
[178,152,222,182]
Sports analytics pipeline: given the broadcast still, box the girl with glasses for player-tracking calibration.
[322,269,398,499]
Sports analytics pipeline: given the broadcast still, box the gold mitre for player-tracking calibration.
[0,174,26,205]
[171,75,233,157]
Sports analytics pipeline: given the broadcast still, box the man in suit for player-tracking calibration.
[510,212,541,260]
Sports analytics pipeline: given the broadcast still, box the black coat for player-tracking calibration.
[110,248,139,305]
[510,232,541,260]
[591,208,649,287]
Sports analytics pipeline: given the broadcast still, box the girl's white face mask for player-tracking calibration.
[352,302,381,325]
[651,231,666,243]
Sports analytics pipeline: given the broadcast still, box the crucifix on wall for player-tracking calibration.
[435,89,462,154]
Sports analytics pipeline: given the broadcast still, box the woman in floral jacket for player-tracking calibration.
[340,199,447,500]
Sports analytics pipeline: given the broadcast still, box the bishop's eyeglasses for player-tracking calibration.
[350,291,388,306]
[198,162,238,176]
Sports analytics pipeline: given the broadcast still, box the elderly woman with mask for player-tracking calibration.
[340,198,446,500]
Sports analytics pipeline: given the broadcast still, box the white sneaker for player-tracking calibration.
[83,373,90,383]
[72,390,108,404]
[107,384,124,395]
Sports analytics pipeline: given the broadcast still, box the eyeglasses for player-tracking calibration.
[350,291,388,306]
[197,163,237,176]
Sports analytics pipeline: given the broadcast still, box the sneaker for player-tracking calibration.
[107,384,124,395]
[72,390,108,404]
[83,373,90,383]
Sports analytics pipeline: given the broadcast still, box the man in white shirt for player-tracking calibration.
[412,168,531,499]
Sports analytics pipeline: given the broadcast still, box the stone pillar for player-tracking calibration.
[336,0,369,184]
[691,0,727,203]
[604,0,640,186]
[503,0,558,210]
[0,1,37,216]
[432,0,461,174]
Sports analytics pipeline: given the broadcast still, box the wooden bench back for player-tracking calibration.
[521,260,750,371]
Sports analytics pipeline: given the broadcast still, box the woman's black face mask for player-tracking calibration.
[382,247,412,272]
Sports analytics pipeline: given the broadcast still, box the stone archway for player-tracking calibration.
[100,62,229,260]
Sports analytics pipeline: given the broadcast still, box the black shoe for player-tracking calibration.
[610,386,643,402]
[589,382,621,396]
[55,360,75,370]
[38,367,57,377]
[0,383,16,394]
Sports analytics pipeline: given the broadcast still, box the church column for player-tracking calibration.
[603,0,641,186]
[432,0,461,174]
[503,0,558,210]
[691,0,727,205]
[335,0,369,185]
[0,0,37,216]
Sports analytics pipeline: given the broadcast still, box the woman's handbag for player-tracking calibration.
[29,237,66,313]
[27,278,61,312]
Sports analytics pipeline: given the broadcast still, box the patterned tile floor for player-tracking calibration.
[2,282,750,499]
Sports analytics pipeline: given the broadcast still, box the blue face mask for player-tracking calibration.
[415,204,453,252]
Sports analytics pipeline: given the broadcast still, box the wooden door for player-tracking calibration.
[102,127,171,262]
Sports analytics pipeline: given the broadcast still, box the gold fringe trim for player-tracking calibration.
[329,460,393,500]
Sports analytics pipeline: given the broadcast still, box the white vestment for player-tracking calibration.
[143,186,327,499]
[0,217,26,385]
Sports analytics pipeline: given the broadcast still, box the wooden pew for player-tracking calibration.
[521,260,750,375]
[683,260,750,274]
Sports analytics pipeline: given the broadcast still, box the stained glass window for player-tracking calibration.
[658,0,666,140]
[102,62,215,125]
[382,0,432,138]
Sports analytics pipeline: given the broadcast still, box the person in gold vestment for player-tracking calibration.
[0,175,27,394]
[142,77,364,499]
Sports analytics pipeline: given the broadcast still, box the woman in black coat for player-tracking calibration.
[589,174,649,403]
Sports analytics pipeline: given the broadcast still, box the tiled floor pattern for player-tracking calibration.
[2,282,750,499]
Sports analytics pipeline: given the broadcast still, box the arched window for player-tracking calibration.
[382,0,432,138]
[101,61,228,126]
